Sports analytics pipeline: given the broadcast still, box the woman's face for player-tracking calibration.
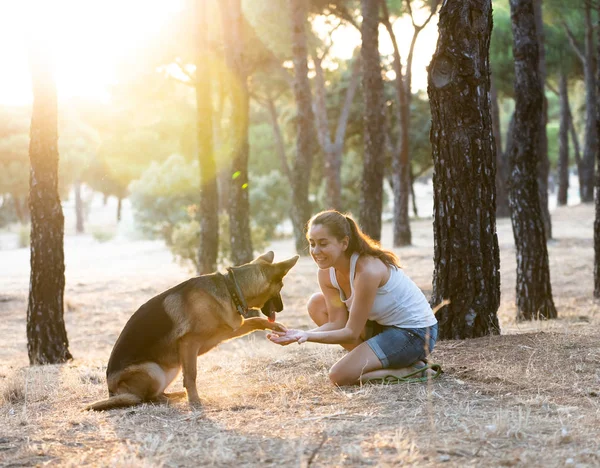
[308,223,348,269]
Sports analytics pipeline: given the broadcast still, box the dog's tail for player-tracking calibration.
[432,299,451,314]
[85,393,142,411]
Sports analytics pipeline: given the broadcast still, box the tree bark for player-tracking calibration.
[533,0,551,239]
[289,0,316,254]
[359,0,385,241]
[507,0,556,321]
[557,72,570,206]
[427,0,501,339]
[27,40,72,365]
[594,0,600,299]
[490,77,510,217]
[221,0,253,265]
[581,2,597,203]
[194,0,219,274]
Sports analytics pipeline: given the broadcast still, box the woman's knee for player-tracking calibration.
[307,293,327,324]
[328,362,356,387]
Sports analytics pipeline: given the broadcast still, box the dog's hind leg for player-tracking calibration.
[178,336,202,407]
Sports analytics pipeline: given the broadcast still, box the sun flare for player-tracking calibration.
[0,0,184,105]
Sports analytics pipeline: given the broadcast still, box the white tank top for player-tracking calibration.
[329,252,437,328]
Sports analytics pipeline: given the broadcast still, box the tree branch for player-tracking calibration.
[562,21,586,65]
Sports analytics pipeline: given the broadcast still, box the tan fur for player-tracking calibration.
[86,251,298,411]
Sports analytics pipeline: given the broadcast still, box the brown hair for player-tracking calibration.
[306,210,401,268]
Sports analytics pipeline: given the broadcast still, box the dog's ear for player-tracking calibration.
[273,255,299,277]
[252,251,275,264]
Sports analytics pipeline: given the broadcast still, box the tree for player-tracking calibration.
[359,0,385,241]
[27,39,72,365]
[507,0,557,320]
[534,0,552,240]
[556,71,570,206]
[559,1,597,203]
[189,0,219,272]
[312,45,361,212]
[427,0,500,339]
[595,0,600,299]
[381,0,440,246]
[489,3,514,217]
[220,0,254,265]
[289,0,317,253]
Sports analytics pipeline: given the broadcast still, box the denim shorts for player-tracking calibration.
[364,321,438,369]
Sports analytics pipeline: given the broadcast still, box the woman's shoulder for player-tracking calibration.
[355,254,388,278]
[317,266,335,288]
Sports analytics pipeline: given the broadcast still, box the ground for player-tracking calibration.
[0,202,599,467]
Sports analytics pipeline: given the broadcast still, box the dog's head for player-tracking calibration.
[236,251,299,322]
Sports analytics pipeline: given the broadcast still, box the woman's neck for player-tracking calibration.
[333,252,353,277]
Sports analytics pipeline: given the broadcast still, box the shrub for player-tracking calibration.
[248,170,292,239]
[18,223,30,248]
[129,154,199,243]
[89,225,116,243]
[170,210,268,272]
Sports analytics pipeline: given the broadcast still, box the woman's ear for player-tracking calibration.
[342,236,349,251]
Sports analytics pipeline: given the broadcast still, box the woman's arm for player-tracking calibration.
[269,259,383,345]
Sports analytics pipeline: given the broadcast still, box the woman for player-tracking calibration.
[268,210,442,386]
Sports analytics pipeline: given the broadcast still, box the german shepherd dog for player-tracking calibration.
[86,251,299,411]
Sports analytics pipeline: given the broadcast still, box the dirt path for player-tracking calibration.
[1,204,599,467]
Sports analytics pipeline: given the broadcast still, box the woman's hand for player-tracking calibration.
[267,329,308,346]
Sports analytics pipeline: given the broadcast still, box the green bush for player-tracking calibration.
[90,226,115,243]
[18,224,30,248]
[129,154,199,243]
[249,170,291,238]
[170,210,268,272]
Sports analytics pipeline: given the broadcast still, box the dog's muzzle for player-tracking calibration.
[261,293,283,322]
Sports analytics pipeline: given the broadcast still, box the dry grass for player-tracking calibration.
[1,204,600,467]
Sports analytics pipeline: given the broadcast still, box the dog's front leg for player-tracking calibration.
[178,336,202,407]
[226,317,286,340]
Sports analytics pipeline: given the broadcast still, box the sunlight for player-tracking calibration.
[0,2,439,106]
[0,0,183,105]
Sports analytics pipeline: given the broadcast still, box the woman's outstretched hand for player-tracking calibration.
[267,329,308,346]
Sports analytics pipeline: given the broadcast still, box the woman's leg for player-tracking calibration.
[307,293,362,351]
[328,342,383,386]
[307,293,328,327]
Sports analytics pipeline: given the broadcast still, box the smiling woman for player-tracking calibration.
[0,0,183,105]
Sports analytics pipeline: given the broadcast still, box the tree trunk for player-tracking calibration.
[581,1,597,203]
[359,0,385,241]
[195,0,219,273]
[557,72,570,206]
[312,54,360,211]
[490,78,510,217]
[74,179,84,233]
[507,0,556,321]
[116,197,122,223]
[594,0,600,299]
[410,165,419,218]
[221,0,253,265]
[289,0,316,254]
[27,40,72,365]
[427,0,501,339]
[533,0,551,239]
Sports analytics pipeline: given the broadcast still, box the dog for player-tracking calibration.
[86,251,299,411]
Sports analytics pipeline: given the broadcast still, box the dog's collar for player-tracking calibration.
[222,268,249,318]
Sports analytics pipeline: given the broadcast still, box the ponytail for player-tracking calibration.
[344,215,400,268]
